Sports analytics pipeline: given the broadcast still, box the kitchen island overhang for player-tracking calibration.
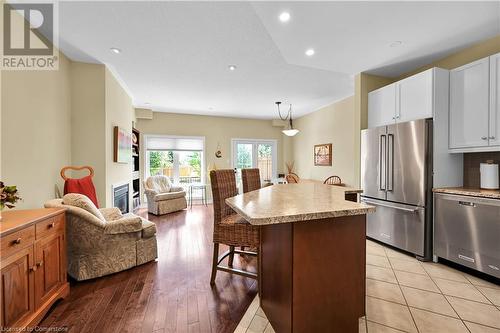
[226,183,375,333]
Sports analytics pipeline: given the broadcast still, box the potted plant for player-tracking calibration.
[0,181,22,220]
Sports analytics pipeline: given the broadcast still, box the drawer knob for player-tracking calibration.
[481,136,488,140]
[36,261,44,268]
[48,222,55,229]
[30,266,37,272]
[490,136,496,140]
[13,238,22,245]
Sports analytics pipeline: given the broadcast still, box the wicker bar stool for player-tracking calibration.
[209,169,260,285]
[242,168,261,193]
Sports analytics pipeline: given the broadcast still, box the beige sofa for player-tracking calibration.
[44,196,158,281]
[144,175,187,215]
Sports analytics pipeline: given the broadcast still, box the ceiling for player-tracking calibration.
[55,1,500,119]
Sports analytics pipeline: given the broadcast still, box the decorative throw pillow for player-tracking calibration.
[159,176,173,193]
[63,193,106,221]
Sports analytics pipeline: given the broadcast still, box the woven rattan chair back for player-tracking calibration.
[242,168,261,193]
[210,169,237,223]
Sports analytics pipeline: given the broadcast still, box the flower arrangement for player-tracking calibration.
[0,181,22,211]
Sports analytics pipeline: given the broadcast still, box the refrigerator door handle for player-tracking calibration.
[379,135,386,191]
[387,134,394,192]
[361,198,419,213]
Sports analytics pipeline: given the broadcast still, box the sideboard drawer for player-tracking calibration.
[36,214,64,240]
[1,226,35,259]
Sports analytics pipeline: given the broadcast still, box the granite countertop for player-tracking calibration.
[226,183,375,226]
[433,187,500,200]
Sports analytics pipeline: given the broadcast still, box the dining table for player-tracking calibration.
[226,181,375,333]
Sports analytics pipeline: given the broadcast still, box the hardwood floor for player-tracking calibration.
[38,205,258,333]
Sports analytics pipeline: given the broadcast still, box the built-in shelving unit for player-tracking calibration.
[132,127,141,210]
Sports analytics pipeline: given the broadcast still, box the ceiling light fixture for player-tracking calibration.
[389,41,403,47]
[279,12,290,22]
[110,47,121,54]
[276,101,299,137]
[228,65,237,71]
[305,48,315,56]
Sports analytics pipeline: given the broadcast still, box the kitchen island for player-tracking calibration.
[226,182,375,333]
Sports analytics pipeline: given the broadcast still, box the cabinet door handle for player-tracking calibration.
[30,266,37,272]
[481,136,488,140]
[48,222,55,229]
[12,238,22,245]
[36,261,44,268]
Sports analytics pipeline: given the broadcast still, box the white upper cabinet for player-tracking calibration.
[368,83,396,128]
[449,57,491,151]
[490,53,500,147]
[368,68,445,129]
[396,69,434,123]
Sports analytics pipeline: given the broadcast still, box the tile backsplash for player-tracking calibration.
[463,152,500,188]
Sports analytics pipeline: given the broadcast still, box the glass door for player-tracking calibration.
[232,139,277,191]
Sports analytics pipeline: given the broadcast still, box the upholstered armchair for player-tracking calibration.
[44,194,158,281]
[144,175,187,215]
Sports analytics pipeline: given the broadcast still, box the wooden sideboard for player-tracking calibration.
[0,208,69,329]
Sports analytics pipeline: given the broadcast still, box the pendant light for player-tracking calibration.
[276,101,299,137]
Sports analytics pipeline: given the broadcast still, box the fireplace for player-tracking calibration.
[113,183,129,214]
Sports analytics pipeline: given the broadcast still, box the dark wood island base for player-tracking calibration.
[260,215,366,333]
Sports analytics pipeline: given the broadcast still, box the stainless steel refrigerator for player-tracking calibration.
[361,118,433,260]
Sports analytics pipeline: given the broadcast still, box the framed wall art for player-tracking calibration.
[314,143,332,166]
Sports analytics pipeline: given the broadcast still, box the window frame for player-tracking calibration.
[143,134,206,185]
[231,138,278,182]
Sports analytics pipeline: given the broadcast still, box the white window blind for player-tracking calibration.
[146,136,203,151]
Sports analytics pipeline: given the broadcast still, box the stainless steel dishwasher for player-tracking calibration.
[434,193,500,278]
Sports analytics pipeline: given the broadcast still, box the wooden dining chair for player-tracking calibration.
[242,168,261,193]
[324,175,343,185]
[209,169,259,285]
[286,173,299,183]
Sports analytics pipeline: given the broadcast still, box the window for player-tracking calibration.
[145,136,205,192]
[232,139,277,189]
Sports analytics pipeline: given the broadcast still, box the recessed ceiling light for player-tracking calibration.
[305,49,315,56]
[144,102,151,106]
[390,41,403,47]
[110,47,121,54]
[279,12,290,22]
[228,65,237,71]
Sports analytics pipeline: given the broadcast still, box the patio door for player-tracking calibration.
[231,139,277,191]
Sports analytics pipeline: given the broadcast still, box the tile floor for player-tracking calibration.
[235,239,500,333]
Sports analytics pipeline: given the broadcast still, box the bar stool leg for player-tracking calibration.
[210,243,219,285]
[228,246,235,267]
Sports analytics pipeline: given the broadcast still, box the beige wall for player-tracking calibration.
[1,58,135,209]
[292,96,358,186]
[1,54,72,209]
[136,112,285,197]
[104,68,135,207]
[398,35,500,79]
[70,62,106,204]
